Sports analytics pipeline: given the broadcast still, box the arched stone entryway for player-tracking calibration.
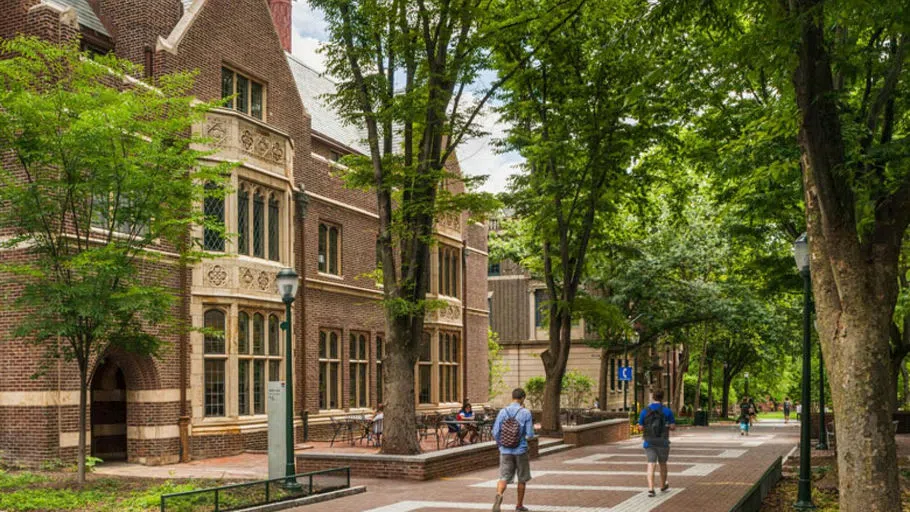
[91,360,127,461]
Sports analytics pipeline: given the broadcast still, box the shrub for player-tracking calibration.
[525,377,546,409]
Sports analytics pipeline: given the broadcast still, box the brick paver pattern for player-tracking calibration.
[292,421,799,512]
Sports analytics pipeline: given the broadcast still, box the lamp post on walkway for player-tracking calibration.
[744,372,750,398]
[793,233,815,509]
[276,267,300,487]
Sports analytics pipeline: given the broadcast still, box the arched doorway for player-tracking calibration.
[91,360,127,461]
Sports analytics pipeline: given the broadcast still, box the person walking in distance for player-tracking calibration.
[492,388,535,512]
[638,390,676,497]
[783,397,792,424]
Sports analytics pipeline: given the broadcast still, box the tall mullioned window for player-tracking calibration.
[318,223,341,275]
[203,309,226,417]
[237,310,283,416]
[319,330,341,410]
[236,183,281,262]
[438,245,460,297]
[221,67,265,120]
[349,333,369,409]
[417,333,432,404]
[438,332,460,403]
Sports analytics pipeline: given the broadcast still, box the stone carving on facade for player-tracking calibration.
[239,126,286,165]
[438,213,461,233]
[240,267,255,288]
[206,119,227,147]
[204,264,228,287]
[257,271,271,291]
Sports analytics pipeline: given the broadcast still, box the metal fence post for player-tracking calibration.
[160,496,165,512]
[265,479,270,503]
[309,474,313,495]
[214,488,219,512]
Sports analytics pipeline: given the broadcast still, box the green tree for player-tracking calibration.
[310,0,577,453]
[652,1,910,506]
[488,328,509,398]
[0,37,229,483]
[495,0,671,432]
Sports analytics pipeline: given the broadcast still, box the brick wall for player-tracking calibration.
[296,438,540,481]
[561,418,630,447]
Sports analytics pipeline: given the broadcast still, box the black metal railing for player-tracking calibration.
[160,467,350,512]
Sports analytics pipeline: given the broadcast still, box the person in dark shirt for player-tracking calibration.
[638,390,676,497]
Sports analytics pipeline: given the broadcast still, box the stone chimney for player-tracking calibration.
[268,0,292,53]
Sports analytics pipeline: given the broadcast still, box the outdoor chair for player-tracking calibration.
[417,413,442,449]
[329,416,353,447]
[443,415,462,448]
[359,417,382,447]
[827,421,837,454]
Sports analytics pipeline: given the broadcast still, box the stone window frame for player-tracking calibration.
[236,181,283,263]
[221,66,266,121]
[437,244,461,298]
[349,332,370,410]
[319,329,343,411]
[416,332,433,405]
[437,331,461,404]
[318,222,342,276]
[236,310,284,417]
[203,308,228,418]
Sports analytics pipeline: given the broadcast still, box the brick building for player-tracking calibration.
[0,0,489,467]
[488,221,682,413]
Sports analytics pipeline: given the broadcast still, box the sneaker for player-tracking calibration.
[648,490,656,497]
[492,494,503,512]
[661,483,670,492]
[515,507,529,512]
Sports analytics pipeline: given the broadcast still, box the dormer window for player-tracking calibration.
[221,67,265,120]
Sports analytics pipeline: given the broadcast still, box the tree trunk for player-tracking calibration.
[721,375,731,419]
[540,313,571,432]
[77,372,87,484]
[672,345,689,416]
[598,348,608,410]
[379,319,420,454]
[694,340,707,412]
[902,364,910,410]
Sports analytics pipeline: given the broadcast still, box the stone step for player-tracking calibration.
[538,438,563,448]
[538,443,575,456]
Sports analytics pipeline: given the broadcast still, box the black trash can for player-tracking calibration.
[694,410,709,426]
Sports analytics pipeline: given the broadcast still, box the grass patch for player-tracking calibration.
[0,471,229,512]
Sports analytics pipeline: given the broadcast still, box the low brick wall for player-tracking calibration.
[561,418,629,447]
[296,438,540,481]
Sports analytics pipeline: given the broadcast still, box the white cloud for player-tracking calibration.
[291,30,327,73]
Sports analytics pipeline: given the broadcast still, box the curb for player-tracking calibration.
[235,486,367,512]
[728,456,782,512]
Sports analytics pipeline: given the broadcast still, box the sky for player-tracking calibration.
[289,3,521,194]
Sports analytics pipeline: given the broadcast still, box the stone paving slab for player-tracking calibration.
[289,422,799,512]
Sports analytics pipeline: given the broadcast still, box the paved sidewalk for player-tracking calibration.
[291,422,799,512]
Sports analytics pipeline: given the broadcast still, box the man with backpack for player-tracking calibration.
[638,390,676,497]
[491,388,535,512]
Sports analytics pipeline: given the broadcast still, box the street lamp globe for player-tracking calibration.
[793,233,810,273]
[276,268,299,302]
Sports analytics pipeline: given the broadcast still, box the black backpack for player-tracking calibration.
[499,408,522,448]
[643,406,667,446]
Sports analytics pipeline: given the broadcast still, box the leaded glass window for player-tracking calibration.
[204,360,225,417]
[203,310,225,354]
[253,192,264,258]
[238,311,249,354]
[221,68,233,108]
[251,82,263,119]
[268,194,279,261]
[203,182,224,252]
[238,187,249,255]
[253,360,264,414]
[268,314,280,356]
[253,313,264,355]
[236,75,249,115]
[238,359,249,415]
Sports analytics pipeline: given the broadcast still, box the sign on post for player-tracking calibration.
[267,381,286,480]
[618,366,633,382]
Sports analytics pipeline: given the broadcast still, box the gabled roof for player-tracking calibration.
[55,0,110,37]
[286,52,369,154]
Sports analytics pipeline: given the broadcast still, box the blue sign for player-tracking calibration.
[618,366,633,382]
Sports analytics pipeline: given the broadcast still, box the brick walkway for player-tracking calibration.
[291,421,799,512]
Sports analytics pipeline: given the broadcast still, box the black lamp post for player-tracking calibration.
[276,267,300,487]
[794,233,815,509]
[744,372,750,398]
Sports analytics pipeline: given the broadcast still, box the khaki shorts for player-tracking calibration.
[499,452,531,483]
[645,446,670,464]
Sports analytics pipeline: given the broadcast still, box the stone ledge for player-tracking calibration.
[296,438,539,481]
[561,418,629,447]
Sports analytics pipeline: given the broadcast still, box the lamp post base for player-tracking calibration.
[284,479,303,491]
[815,441,828,450]
[794,499,816,510]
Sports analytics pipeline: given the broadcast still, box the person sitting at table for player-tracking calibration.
[371,404,384,445]
[457,401,479,444]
